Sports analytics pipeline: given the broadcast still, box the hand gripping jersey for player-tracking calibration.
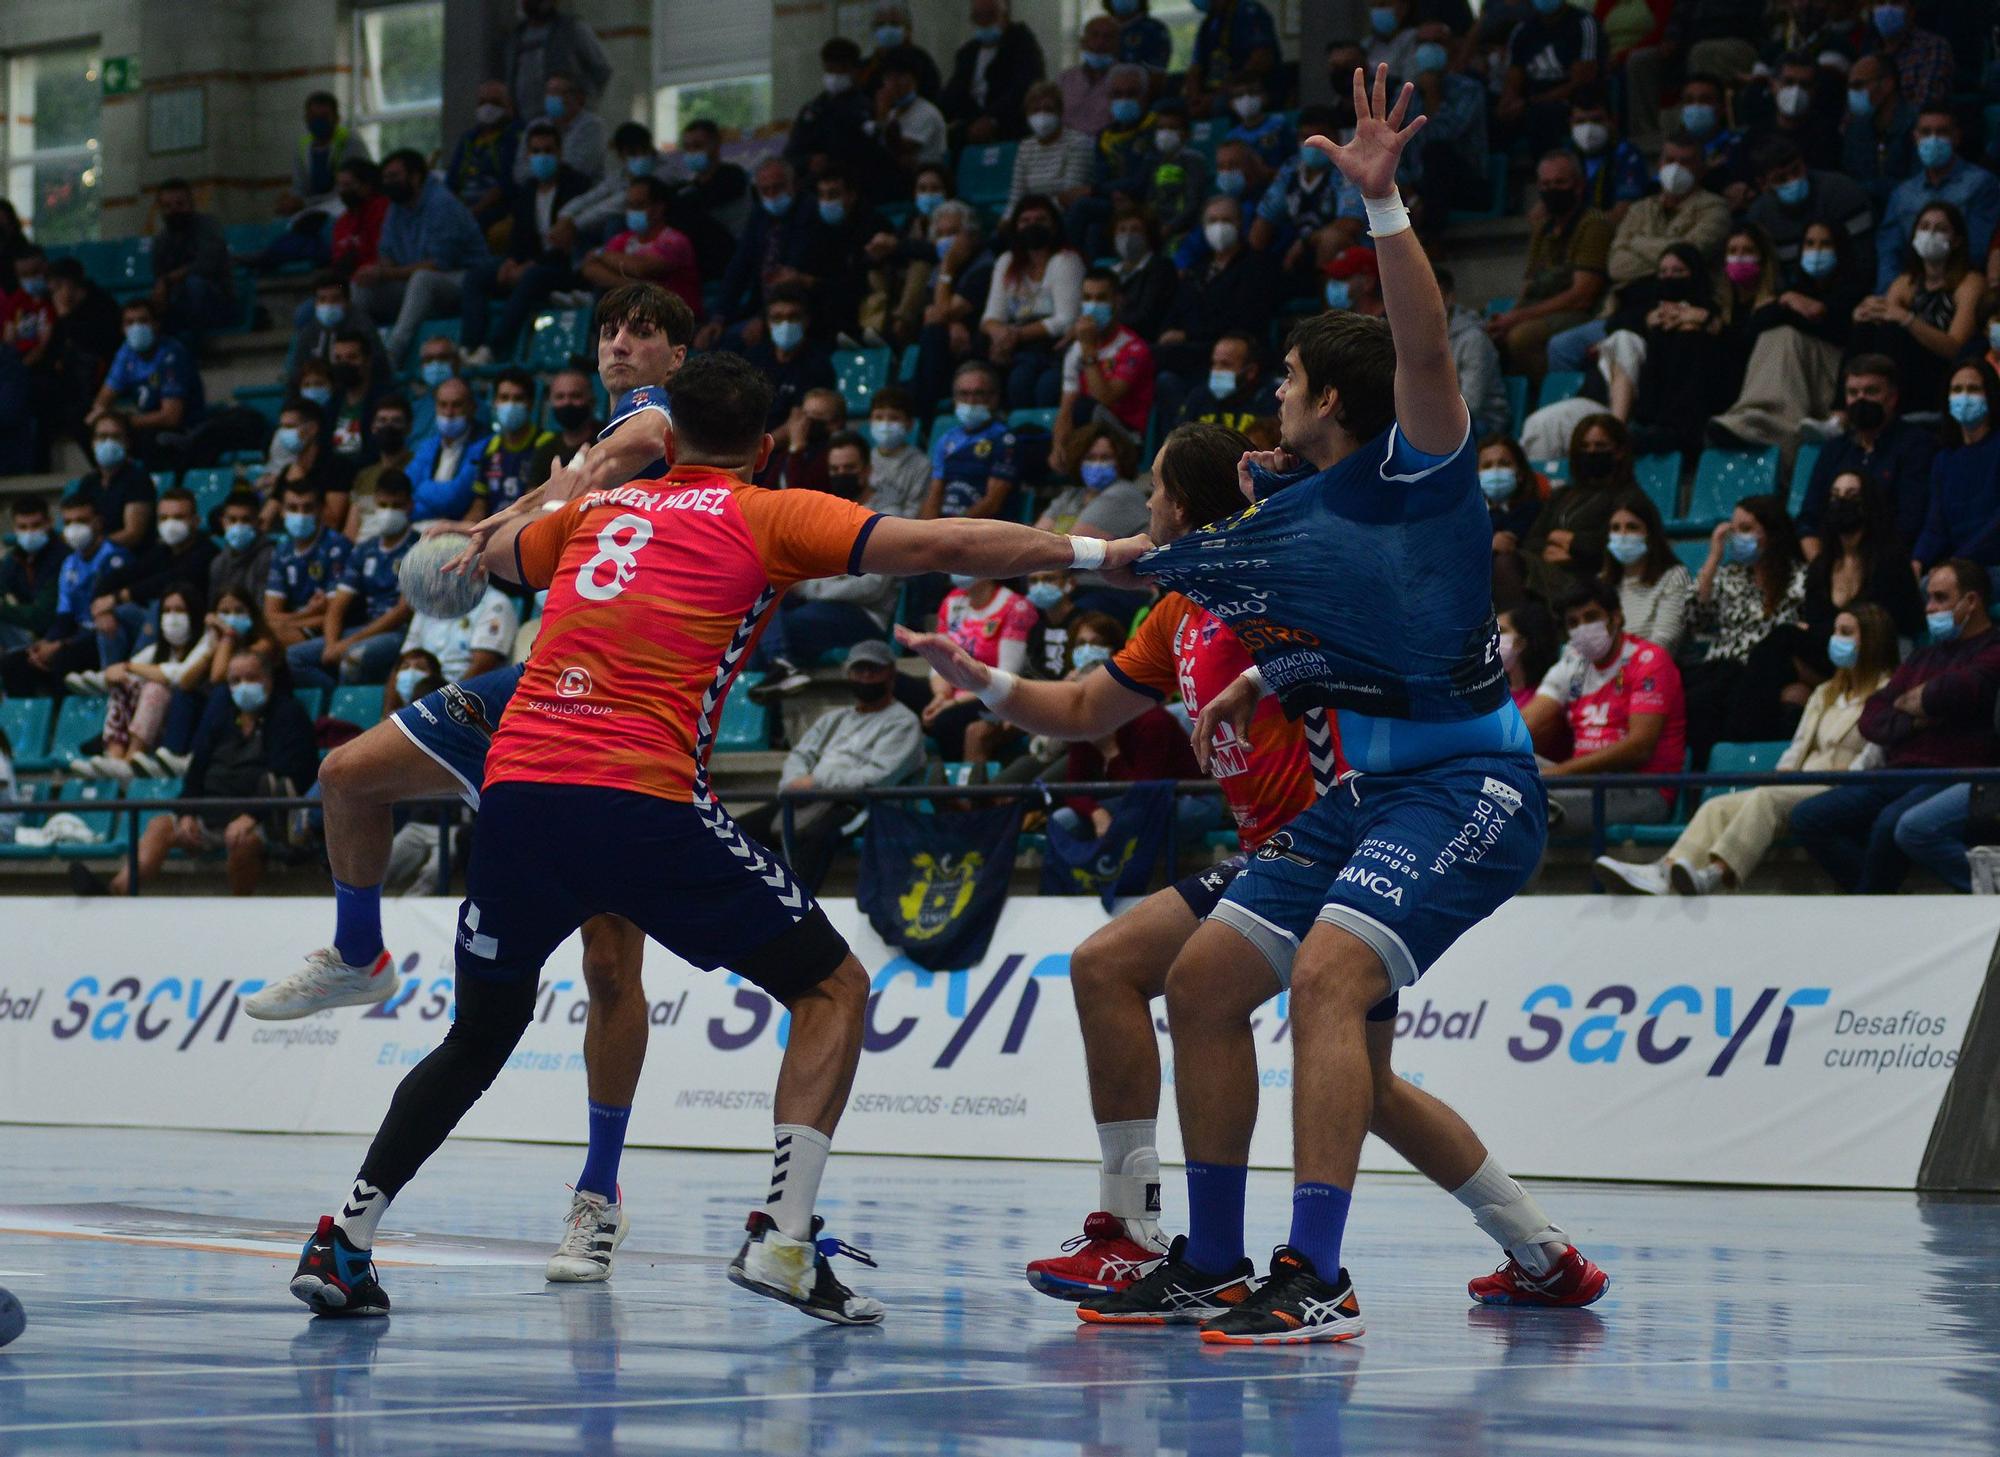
[1133,425,1529,774]
[486,466,881,802]
[1108,593,1333,848]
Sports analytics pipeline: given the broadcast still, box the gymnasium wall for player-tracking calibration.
[2,896,1995,1191]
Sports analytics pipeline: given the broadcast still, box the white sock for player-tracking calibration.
[334,1177,389,1250]
[1452,1155,1566,1277]
[1096,1119,1165,1242]
[765,1124,831,1242]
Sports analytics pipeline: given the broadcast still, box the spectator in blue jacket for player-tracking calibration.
[1873,108,2000,292]
[1186,0,1279,112]
[0,496,128,694]
[292,471,415,689]
[698,156,815,350]
[405,376,483,521]
[1913,362,2000,575]
[87,296,206,468]
[350,149,490,362]
[1106,0,1171,73]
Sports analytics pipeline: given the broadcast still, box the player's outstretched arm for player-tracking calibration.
[893,624,1151,740]
[1310,65,1467,457]
[859,514,1152,583]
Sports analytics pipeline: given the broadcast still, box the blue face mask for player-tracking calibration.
[875,24,906,47]
[972,24,1004,43]
[819,199,847,226]
[1300,146,1332,172]
[1928,608,1959,641]
[1827,633,1859,669]
[935,235,955,260]
[419,360,454,389]
[529,153,559,182]
[1370,7,1398,35]
[300,385,333,407]
[684,150,710,174]
[1949,392,1989,426]
[1916,135,1954,169]
[1799,246,1835,278]
[1680,103,1717,136]
[1607,533,1649,565]
[949,573,979,589]
[1190,0,1211,11]
[1080,461,1119,489]
[1478,467,1517,501]
[1872,3,1906,37]
[395,667,428,702]
[1112,0,1139,12]
[13,527,48,554]
[1208,368,1238,398]
[914,189,945,216]
[1071,643,1113,671]
[1324,278,1351,310]
[955,401,992,430]
[1774,176,1809,207]
[762,191,794,217]
[1026,580,1064,610]
[124,322,156,353]
[1414,41,1449,74]
[624,208,651,234]
[283,511,318,541]
[869,418,909,451]
[770,319,805,352]
[230,680,268,713]
[219,611,255,636]
[1080,300,1115,328]
[276,426,304,455]
[1216,169,1246,196]
[1724,530,1760,566]
[544,94,567,120]
[494,400,530,434]
[20,274,46,297]
[626,154,655,179]
[224,522,259,552]
[1846,87,1874,118]
[1110,98,1143,127]
[314,302,346,328]
[93,437,127,469]
[436,414,469,441]
[1083,50,1114,70]
[1531,0,1562,14]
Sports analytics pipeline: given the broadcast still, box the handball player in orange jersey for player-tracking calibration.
[288,350,1154,1325]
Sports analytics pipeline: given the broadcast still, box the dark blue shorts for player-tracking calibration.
[1172,851,1398,1022]
[390,663,526,809]
[457,781,850,1002]
[1210,752,1546,993]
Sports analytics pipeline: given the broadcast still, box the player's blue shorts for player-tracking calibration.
[389,664,526,809]
[458,781,849,1001]
[1208,751,1546,994]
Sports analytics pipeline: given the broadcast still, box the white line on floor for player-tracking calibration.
[0,1350,1993,1435]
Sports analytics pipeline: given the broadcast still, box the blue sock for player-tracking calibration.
[331,879,384,967]
[1182,1161,1248,1274]
[577,1101,632,1200]
[1288,1182,1352,1278]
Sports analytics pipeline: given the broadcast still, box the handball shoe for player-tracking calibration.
[546,1188,629,1282]
[1027,1212,1169,1300]
[1076,1236,1254,1326]
[1468,1246,1609,1308]
[1199,1248,1363,1347]
[247,948,397,1020]
[727,1211,885,1326]
[290,1216,390,1317]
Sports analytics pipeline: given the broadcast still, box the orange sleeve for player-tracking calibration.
[1109,594,1190,700]
[513,499,589,590]
[739,487,881,590]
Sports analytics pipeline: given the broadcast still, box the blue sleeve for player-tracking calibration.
[602,386,671,436]
[1246,2,1278,52]
[928,432,951,476]
[158,345,193,400]
[1613,145,1648,202]
[103,349,137,394]
[264,552,287,600]
[989,431,1020,484]
[325,534,353,577]
[411,451,479,521]
[338,545,367,595]
[1255,170,1291,223]
[1383,422,1472,488]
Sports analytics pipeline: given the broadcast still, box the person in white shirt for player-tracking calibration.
[394,585,520,697]
[861,386,932,519]
[877,51,949,174]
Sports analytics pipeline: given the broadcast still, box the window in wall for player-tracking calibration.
[1151,0,1203,71]
[654,75,772,142]
[652,0,772,140]
[355,1,445,159]
[6,45,102,245]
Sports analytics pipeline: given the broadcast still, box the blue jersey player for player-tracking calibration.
[1079,69,1585,1344]
[245,283,691,1288]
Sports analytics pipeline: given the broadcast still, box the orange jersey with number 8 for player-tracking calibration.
[486,465,881,802]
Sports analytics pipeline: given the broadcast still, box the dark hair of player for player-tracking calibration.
[1288,309,1398,443]
[593,282,696,349]
[667,352,774,462]
[1156,421,1254,529]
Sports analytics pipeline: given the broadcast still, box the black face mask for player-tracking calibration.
[383,180,415,206]
[1656,276,1694,302]
[551,402,591,431]
[1016,223,1055,252]
[805,419,832,448]
[1822,497,1865,533]
[1539,188,1577,216]
[337,191,364,212]
[827,471,865,499]
[1572,450,1617,482]
[850,679,892,704]
[331,363,362,391]
[1847,398,1887,432]
[372,424,407,453]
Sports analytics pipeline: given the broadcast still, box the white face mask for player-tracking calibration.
[1204,221,1240,255]
[1498,630,1522,670]
[1657,162,1695,197]
[822,72,853,95]
[157,517,192,547]
[1231,94,1263,122]
[160,611,192,646]
[1568,619,1614,662]
[1154,128,1183,154]
[1570,121,1608,154]
[1027,111,1060,139]
[1776,84,1810,118]
[1912,227,1952,262]
[62,522,94,552]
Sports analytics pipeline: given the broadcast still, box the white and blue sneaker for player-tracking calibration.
[246,948,397,1020]
[547,1188,629,1282]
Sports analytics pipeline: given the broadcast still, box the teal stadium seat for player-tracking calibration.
[124,776,182,835]
[1503,374,1529,436]
[834,347,893,415]
[404,317,461,372]
[1,697,55,772]
[150,471,178,496]
[181,467,238,524]
[50,697,107,768]
[1633,452,1681,520]
[1671,537,1710,575]
[234,384,285,428]
[0,780,50,860]
[53,779,127,859]
[1537,371,1586,410]
[955,143,1016,210]
[522,309,589,372]
[1702,740,1794,804]
[714,691,767,752]
[1788,441,1820,516]
[1007,407,1059,433]
[1675,447,1779,533]
[327,685,385,731]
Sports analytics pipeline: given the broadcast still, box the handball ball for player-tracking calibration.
[399,533,489,619]
[0,1286,23,1348]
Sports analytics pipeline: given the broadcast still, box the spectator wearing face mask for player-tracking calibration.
[288,277,390,400]
[1840,55,1918,212]
[1105,0,1171,72]
[3,246,56,365]
[1155,195,1282,393]
[739,639,922,889]
[1486,152,1611,379]
[856,4,943,101]
[1496,600,1561,718]
[405,377,484,522]
[943,0,1049,146]
[1498,0,1606,155]
[325,332,388,463]
[1526,578,1687,832]
[877,50,951,178]
[1862,0,1953,108]
[1787,472,1927,682]
[345,397,416,540]
[458,122,591,367]
[445,80,523,235]
[265,91,371,263]
[290,472,414,690]
[1523,412,1630,602]
[1073,68,1156,261]
[1796,354,1939,558]
[701,158,814,352]
[549,123,666,256]
[1914,364,2000,578]
[924,362,1019,521]
[519,71,606,187]
[1053,268,1154,459]
[93,485,215,611]
[1668,74,1746,200]
[764,387,848,495]
[1133,99,1212,240]
[1251,108,1367,286]
[1480,435,1547,609]
[799,169,888,338]
[466,370,555,523]
[736,286,837,433]
[1851,201,1985,414]
[1623,0,1758,153]
[0,495,65,654]
[71,412,157,551]
[1184,0,1279,113]
[1222,73,1294,175]
[83,581,215,781]
[503,0,610,116]
[923,573,1039,760]
[410,335,462,421]
[1565,86,1646,225]
[204,587,285,688]
[1792,560,2000,894]
[88,297,205,467]
[1059,16,1123,136]
[1742,134,1874,275]
[787,39,886,188]
[1407,26,1489,223]
[1873,109,1999,294]
[1599,488,1690,657]
[863,164,954,347]
[1685,493,1810,761]
[664,120,752,273]
[1041,423,1149,541]
[1363,0,1421,78]
[983,196,1085,408]
[1107,205,1178,344]
[263,397,354,533]
[1742,52,1841,173]
[1019,568,1079,681]
[1598,602,1900,895]
[1009,86,1097,213]
[149,179,234,343]
[577,176,701,316]
[529,368,598,491]
[329,160,390,280]
[0,497,129,697]
[848,389,923,521]
[37,258,120,467]
[209,494,273,608]
[1709,220,1865,451]
[1173,331,1276,433]
[349,150,491,365]
[908,202,996,413]
[263,480,352,653]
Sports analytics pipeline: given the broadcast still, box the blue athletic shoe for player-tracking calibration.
[290,1216,391,1317]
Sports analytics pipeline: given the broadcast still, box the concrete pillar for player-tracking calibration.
[1299,1,1365,108]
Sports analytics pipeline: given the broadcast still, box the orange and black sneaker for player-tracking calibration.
[1468,1245,1609,1308]
[1076,1235,1254,1326]
[1199,1247,1363,1347]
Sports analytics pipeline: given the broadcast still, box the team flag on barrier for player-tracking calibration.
[857,802,1024,970]
[1039,783,1175,908]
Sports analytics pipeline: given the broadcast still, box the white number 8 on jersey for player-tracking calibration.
[575,513,654,602]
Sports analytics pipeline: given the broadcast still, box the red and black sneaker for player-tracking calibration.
[290,1216,391,1317]
[1468,1245,1609,1308]
[1026,1212,1170,1301]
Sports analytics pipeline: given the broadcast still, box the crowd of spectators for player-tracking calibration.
[4,0,2000,895]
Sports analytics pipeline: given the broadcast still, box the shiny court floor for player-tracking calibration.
[0,1128,1996,1456]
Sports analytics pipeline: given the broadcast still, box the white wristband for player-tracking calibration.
[976,669,1018,711]
[1241,666,1268,698]
[1068,535,1107,570]
[1363,188,1411,239]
